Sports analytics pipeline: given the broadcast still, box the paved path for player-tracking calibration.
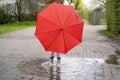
[0,21,120,80]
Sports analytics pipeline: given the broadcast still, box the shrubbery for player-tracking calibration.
[0,7,14,24]
[0,7,36,24]
[106,0,120,36]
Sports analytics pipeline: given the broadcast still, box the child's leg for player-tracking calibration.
[56,53,61,66]
[50,52,54,58]
[50,52,54,66]
[56,53,61,59]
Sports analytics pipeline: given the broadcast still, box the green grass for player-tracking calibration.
[0,21,36,35]
[100,29,120,41]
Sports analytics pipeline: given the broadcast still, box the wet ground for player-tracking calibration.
[0,21,120,80]
[18,57,106,80]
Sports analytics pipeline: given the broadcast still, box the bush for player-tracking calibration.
[20,13,37,21]
[106,0,120,36]
[0,8,7,24]
[100,29,120,41]
[0,7,14,24]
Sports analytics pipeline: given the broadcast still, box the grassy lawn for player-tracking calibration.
[100,29,120,41]
[0,21,36,35]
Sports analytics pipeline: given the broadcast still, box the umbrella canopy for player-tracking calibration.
[35,2,84,54]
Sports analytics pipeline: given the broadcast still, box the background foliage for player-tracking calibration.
[106,0,120,36]
[0,0,44,24]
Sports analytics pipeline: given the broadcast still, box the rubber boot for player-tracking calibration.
[57,57,61,67]
[50,57,54,66]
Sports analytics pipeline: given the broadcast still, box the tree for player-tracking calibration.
[89,0,106,10]
[68,0,88,19]
[24,0,44,20]
[68,0,81,10]
[13,0,44,21]
[15,0,22,21]
[0,0,44,22]
[97,0,106,4]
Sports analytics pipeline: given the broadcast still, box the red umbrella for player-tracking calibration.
[35,2,84,54]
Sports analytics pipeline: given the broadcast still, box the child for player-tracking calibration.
[48,0,64,66]
[50,52,61,66]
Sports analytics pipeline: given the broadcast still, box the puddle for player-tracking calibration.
[18,57,104,80]
[18,58,49,78]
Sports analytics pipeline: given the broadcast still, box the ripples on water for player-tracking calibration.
[18,57,104,80]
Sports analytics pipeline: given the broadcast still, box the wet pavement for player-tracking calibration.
[0,21,120,80]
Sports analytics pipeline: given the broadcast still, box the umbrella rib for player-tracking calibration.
[38,28,60,34]
[65,22,83,28]
[39,15,59,27]
[55,6,62,26]
[63,11,71,27]
[46,30,61,50]
[64,29,81,42]
[63,31,66,53]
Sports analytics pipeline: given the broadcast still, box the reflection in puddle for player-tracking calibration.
[49,66,61,80]
[18,57,104,80]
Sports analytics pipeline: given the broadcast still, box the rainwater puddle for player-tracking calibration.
[18,57,104,80]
